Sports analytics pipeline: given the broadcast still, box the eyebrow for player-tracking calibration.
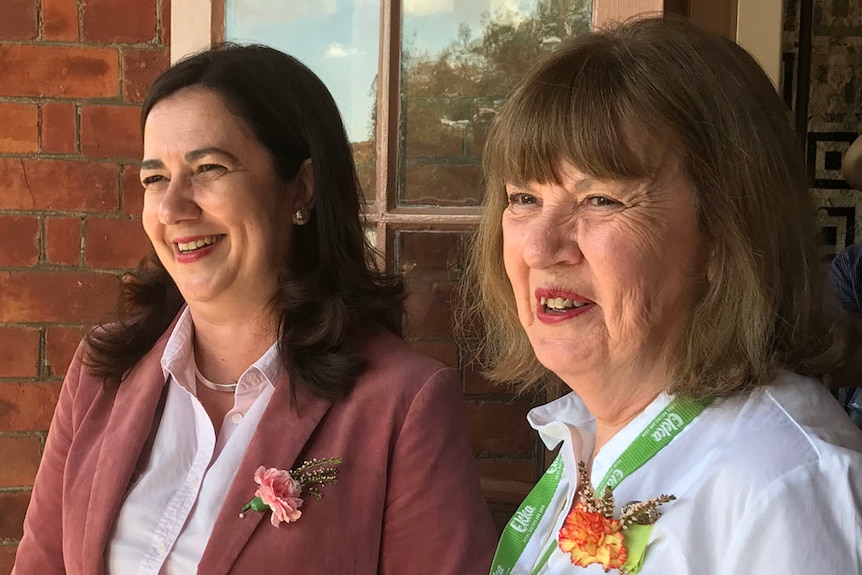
[140,147,240,170]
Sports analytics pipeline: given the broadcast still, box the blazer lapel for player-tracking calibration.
[81,332,172,575]
[198,375,333,574]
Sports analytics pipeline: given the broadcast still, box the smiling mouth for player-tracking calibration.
[540,296,591,313]
[176,235,224,253]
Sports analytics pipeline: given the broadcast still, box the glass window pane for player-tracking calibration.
[397,230,467,339]
[225,0,380,195]
[399,0,593,206]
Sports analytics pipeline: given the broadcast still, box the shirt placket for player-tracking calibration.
[140,391,215,575]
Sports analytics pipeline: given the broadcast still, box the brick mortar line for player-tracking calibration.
[0,376,64,382]
[116,164,125,212]
[0,156,141,163]
[0,215,141,224]
[76,0,83,42]
[1,539,24,547]
[0,322,87,328]
[35,101,44,156]
[155,0,163,46]
[37,215,47,265]
[0,150,141,161]
[74,102,82,154]
[0,432,51,439]
[0,266,131,273]
[0,486,34,493]
[37,325,47,379]
[0,211,138,218]
[0,40,168,49]
[0,97,142,105]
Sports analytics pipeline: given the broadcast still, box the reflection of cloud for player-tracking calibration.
[325,43,359,59]
[489,0,528,24]
[404,0,454,16]
[231,0,336,22]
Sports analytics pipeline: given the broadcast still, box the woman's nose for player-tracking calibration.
[522,211,583,269]
[158,176,200,225]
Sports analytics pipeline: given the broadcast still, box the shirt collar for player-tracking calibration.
[161,306,282,395]
[527,389,675,484]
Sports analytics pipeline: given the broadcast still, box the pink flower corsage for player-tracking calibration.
[239,457,342,527]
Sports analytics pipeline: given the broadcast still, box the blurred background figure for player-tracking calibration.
[830,133,862,428]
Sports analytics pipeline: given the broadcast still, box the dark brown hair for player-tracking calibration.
[465,16,856,397]
[85,44,404,399]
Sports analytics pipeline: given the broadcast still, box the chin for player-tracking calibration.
[532,344,598,383]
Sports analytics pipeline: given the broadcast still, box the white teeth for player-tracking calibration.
[177,235,220,253]
[541,296,590,311]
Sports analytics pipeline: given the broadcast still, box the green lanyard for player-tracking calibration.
[489,396,710,575]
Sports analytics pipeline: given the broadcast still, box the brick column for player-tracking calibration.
[0,1,170,571]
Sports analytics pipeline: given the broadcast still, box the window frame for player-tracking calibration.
[170,0,783,267]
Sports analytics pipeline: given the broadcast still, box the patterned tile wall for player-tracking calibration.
[785,0,862,257]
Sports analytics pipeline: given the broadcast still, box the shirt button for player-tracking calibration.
[231,412,243,424]
[155,540,166,554]
[188,476,200,488]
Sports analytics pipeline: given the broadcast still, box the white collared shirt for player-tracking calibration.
[516,371,862,575]
[106,307,281,575]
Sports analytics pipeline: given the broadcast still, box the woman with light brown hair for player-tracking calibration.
[467,16,862,575]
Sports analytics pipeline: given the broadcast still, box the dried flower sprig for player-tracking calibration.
[620,495,676,529]
[291,457,343,500]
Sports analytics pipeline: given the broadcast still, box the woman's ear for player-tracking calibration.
[843,135,862,191]
[293,158,316,211]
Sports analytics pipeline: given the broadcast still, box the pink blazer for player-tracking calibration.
[13,327,497,574]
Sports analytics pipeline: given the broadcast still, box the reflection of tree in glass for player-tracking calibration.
[406,0,591,205]
[353,0,591,204]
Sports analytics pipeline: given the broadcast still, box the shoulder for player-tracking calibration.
[67,322,174,409]
[334,330,459,418]
[832,242,862,272]
[362,330,452,383]
[696,371,862,495]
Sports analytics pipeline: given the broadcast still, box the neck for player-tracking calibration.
[561,365,668,462]
[189,303,279,384]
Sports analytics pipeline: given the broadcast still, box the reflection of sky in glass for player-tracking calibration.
[226,0,564,142]
[403,0,541,54]
[226,0,380,143]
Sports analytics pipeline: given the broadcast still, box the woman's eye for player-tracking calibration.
[586,195,620,207]
[141,175,166,187]
[197,164,225,174]
[507,192,539,206]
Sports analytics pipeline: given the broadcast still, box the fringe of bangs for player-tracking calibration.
[485,47,661,191]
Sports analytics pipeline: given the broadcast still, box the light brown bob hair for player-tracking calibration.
[466,16,855,398]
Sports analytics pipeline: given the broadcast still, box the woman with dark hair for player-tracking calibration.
[466,17,862,575]
[14,44,496,574]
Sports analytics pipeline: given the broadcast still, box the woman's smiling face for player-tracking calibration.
[501,159,711,388]
[141,87,300,317]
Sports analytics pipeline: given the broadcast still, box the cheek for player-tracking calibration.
[140,197,161,244]
[501,227,533,325]
[502,225,527,289]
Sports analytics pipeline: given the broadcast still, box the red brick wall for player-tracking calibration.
[0,0,168,570]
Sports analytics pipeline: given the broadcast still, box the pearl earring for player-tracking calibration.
[293,206,309,225]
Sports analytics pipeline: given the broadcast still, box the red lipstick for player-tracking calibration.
[534,289,594,324]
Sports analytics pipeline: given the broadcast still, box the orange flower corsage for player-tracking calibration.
[557,462,675,573]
